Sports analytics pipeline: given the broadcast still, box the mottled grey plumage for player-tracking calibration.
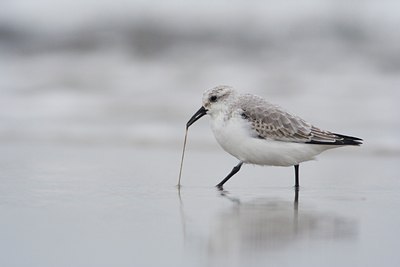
[236,94,361,145]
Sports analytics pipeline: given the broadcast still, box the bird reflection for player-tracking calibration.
[207,189,357,259]
[177,187,357,263]
[178,187,358,266]
[218,186,299,207]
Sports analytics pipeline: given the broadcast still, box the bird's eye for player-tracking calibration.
[210,95,218,102]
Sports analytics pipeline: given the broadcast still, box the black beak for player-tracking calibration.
[186,106,207,129]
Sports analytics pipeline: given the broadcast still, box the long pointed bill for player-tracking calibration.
[186,106,207,129]
[178,106,208,187]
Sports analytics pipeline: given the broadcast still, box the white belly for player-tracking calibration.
[210,115,334,166]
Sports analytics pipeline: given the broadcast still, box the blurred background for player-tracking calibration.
[1,1,400,267]
[0,0,399,150]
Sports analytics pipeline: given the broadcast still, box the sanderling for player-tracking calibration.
[178,85,362,189]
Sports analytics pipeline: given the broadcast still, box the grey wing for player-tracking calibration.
[238,94,341,144]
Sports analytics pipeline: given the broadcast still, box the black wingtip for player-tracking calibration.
[306,133,363,146]
[332,133,363,146]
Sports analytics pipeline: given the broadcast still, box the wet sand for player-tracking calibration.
[0,142,398,267]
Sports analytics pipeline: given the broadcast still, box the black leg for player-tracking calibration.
[294,164,300,189]
[216,161,243,189]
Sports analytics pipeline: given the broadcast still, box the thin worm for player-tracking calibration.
[177,128,188,187]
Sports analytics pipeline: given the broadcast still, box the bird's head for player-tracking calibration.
[186,85,236,129]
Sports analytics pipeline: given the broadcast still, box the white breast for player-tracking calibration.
[209,112,334,166]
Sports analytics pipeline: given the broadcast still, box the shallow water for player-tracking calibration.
[0,143,399,267]
[1,1,400,266]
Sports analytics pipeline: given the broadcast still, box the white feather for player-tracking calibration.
[210,110,334,166]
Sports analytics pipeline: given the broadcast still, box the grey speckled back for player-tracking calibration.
[236,94,341,144]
